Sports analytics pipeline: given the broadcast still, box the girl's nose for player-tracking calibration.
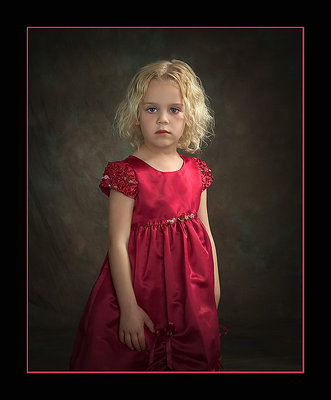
[157,110,169,125]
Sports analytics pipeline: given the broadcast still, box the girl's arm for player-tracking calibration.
[197,189,221,309]
[108,190,154,351]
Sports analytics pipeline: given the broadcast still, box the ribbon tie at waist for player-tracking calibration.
[148,322,175,370]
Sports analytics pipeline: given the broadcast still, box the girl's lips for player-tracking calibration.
[155,130,170,134]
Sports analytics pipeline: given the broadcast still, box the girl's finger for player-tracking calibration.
[142,310,155,333]
[137,329,146,351]
[124,332,134,350]
[131,332,142,352]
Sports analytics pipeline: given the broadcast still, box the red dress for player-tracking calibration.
[70,154,222,371]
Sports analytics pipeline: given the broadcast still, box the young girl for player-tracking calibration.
[70,59,224,372]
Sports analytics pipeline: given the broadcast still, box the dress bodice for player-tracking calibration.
[99,154,213,227]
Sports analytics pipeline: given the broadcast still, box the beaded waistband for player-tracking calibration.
[131,212,198,228]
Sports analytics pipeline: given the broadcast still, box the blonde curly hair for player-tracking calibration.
[113,59,215,153]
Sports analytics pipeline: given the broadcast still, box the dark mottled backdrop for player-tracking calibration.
[28,27,303,371]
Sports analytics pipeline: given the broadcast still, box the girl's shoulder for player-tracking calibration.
[189,156,210,170]
[99,158,138,199]
[188,156,214,191]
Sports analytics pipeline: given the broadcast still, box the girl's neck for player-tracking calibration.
[133,143,180,161]
[132,143,183,172]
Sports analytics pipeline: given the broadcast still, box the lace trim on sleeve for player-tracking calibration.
[99,161,138,199]
[192,158,214,191]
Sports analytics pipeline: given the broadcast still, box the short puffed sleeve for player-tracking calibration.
[192,158,214,191]
[99,161,138,199]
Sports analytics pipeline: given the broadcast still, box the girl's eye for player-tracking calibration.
[146,107,180,114]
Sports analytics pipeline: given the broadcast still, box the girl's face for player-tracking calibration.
[137,79,186,151]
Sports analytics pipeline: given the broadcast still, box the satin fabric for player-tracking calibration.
[70,155,221,371]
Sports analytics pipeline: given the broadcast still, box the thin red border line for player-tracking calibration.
[26,26,305,29]
[26,26,29,373]
[27,370,303,374]
[301,27,305,373]
[26,25,305,374]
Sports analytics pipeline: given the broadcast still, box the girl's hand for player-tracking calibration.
[119,305,155,351]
